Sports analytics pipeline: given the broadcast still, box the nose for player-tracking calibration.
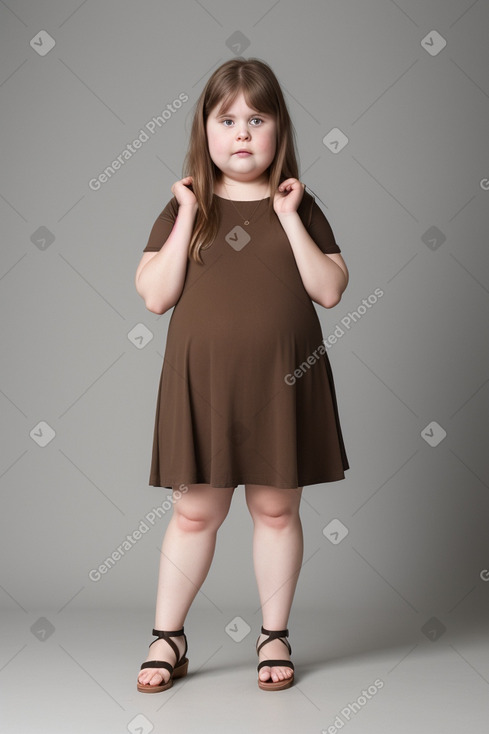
[236,124,250,140]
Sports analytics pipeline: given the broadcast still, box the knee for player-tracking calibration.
[174,504,227,534]
[247,501,298,531]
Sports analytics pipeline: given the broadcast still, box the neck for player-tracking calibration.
[215,176,270,200]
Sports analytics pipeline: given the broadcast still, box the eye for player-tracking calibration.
[220,116,264,127]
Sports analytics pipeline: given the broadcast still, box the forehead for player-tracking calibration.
[211,90,267,117]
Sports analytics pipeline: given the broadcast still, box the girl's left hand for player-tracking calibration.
[273,178,305,215]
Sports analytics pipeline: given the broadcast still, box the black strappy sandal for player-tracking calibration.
[256,626,295,691]
[137,627,189,693]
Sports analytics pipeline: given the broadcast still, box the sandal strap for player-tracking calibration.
[140,660,174,673]
[261,626,289,637]
[148,627,188,663]
[257,659,295,672]
[256,626,292,655]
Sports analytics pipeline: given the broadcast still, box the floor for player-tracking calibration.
[0,605,487,733]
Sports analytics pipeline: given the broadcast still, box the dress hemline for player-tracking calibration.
[148,468,349,490]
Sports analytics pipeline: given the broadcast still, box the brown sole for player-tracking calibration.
[258,675,294,691]
[137,680,173,693]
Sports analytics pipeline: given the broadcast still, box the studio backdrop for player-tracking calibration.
[1,0,487,643]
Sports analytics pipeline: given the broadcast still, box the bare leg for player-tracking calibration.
[138,483,235,688]
[245,484,303,684]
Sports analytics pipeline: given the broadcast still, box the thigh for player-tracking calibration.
[172,483,235,525]
[244,483,303,518]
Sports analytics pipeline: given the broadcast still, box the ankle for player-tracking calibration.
[261,624,289,633]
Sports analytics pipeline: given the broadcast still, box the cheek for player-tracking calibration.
[207,130,227,157]
[258,130,276,157]
[206,125,219,153]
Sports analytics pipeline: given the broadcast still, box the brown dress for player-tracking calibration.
[143,190,349,489]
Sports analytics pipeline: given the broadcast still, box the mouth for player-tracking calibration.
[234,150,251,155]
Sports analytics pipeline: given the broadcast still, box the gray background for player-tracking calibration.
[1,1,488,732]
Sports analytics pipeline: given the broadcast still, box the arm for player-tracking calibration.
[135,178,198,314]
[276,211,349,309]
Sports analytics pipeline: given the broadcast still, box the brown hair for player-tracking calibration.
[182,57,300,263]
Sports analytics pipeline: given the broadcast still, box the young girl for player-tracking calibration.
[134,57,349,693]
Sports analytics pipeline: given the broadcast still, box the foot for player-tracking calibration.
[257,633,294,684]
[137,634,187,688]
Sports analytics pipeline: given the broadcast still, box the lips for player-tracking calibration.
[234,149,251,154]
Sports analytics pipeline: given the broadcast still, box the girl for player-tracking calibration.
[134,57,350,693]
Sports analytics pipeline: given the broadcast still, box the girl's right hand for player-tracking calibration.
[171,176,197,208]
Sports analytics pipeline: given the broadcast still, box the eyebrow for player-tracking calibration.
[216,111,269,118]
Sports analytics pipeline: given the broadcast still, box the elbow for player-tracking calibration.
[323,276,348,308]
[322,291,343,309]
[145,299,170,315]
[135,282,176,314]
[134,285,165,314]
[144,295,178,315]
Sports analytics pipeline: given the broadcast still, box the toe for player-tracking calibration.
[273,665,292,681]
[151,671,166,686]
[138,669,166,687]
[258,664,293,684]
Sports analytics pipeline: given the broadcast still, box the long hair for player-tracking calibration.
[183,58,300,263]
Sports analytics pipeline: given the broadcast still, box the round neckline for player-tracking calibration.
[213,193,270,203]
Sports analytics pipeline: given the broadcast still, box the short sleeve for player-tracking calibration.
[143,196,179,252]
[299,190,341,254]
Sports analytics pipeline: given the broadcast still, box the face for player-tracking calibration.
[206,92,277,186]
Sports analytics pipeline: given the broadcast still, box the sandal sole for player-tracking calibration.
[137,657,188,693]
[258,675,294,691]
